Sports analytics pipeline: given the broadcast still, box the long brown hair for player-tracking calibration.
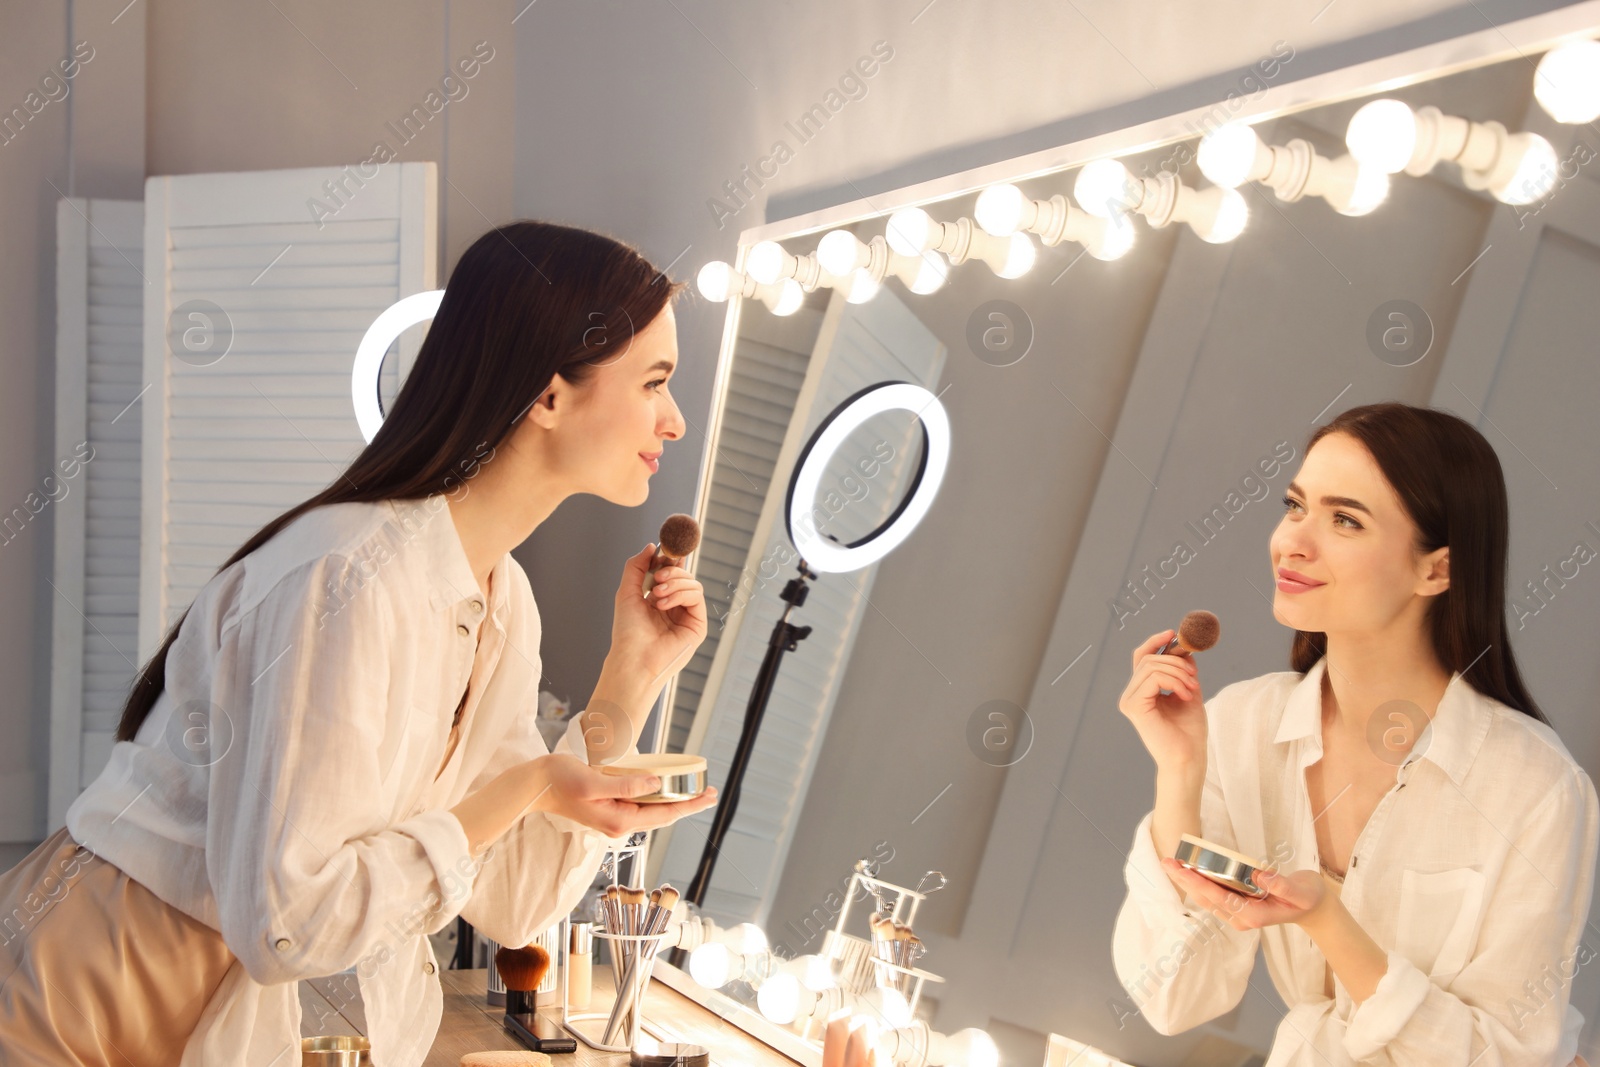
[1289,401,1547,725]
[115,220,687,742]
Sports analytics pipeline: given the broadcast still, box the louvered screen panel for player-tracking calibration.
[49,198,144,824]
[139,164,436,657]
[657,288,947,925]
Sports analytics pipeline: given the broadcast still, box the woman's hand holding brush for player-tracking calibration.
[1118,611,1220,890]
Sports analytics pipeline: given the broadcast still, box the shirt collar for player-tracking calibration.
[1272,655,1492,786]
[384,494,510,621]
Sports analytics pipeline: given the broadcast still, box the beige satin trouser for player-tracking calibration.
[0,825,235,1066]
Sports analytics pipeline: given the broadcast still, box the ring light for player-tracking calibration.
[785,381,951,574]
[353,289,444,442]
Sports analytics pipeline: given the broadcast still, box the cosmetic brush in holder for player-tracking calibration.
[869,913,927,1000]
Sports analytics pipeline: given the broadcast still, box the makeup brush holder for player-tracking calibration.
[866,954,943,1015]
[586,929,671,1052]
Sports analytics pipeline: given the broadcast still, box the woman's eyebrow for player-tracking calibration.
[646,359,676,374]
[1286,480,1372,516]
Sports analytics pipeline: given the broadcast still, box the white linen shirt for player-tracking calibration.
[65,493,632,1067]
[1112,656,1599,1066]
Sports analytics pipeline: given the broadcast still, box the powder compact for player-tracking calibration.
[1174,833,1270,898]
[598,754,708,804]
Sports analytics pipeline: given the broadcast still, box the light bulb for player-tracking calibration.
[696,261,733,302]
[974,184,1028,236]
[1087,211,1135,261]
[769,278,804,316]
[928,1027,1000,1067]
[1492,132,1558,204]
[886,207,934,256]
[746,240,788,285]
[889,248,948,294]
[1073,159,1139,218]
[1535,40,1600,124]
[688,943,734,988]
[1197,124,1265,189]
[844,269,880,303]
[873,986,912,1029]
[1337,165,1390,216]
[817,229,867,276]
[728,922,769,955]
[1192,186,1248,243]
[1345,99,1417,174]
[757,972,803,1024]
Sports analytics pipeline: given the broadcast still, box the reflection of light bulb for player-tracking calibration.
[974,184,1028,235]
[1345,99,1417,174]
[844,269,879,304]
[757,972,802,1023]
[1338,164,1390,216]
[1492,133,1558,204]
[696,261,733,302]
[1535,40,1600,124]
[817,230,868,276]
[687,922,773,987]
[746,240,788,285]
[886,246,949,294]
[729,923,769,954]
[886,207,934,256]
[928,1027,1000,1067]
[1197,124,1266,189]
[1073,159,1140,218]
[768,278,804,316]
[1188,186,1248,243]
[1088,211,1135,260]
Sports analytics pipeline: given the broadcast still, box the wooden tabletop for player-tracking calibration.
[299,967,803,1067]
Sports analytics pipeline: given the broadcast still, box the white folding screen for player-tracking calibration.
[138,163,437,657]
[49,198,145,825]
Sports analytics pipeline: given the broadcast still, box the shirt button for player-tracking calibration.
[424,961,437,975]
[274,937,292,950]
[471,599,484,614]
[457,623,470,636]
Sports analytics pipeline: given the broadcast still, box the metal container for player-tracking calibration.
[301,1035,371,1066]
[598,754,708,804]
[1173,833,1269,898]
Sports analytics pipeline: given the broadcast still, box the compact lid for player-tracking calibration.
[597,753,708,777]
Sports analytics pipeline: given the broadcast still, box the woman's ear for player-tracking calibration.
[525,377,564,431]
[1418,546,1449,596]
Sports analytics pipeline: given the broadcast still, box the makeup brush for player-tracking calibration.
[1156,610,1221,696]
[494,944,551,1018]
[642,513,701,595]
[604,884,682,1046]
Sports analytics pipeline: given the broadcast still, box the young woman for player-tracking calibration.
[1113,402,1598,1066]
[0,221,719,1067]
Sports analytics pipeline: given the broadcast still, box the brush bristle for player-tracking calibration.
[658,514,700,558]
[494,943,551,993]
[1179,610,1221,652]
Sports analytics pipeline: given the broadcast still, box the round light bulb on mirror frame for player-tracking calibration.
[1333,163,1391,216]
[885,207,935,256]
[1197,123,1268,189]
[1191,185,1249,243]
[843,268,880,303]
[1487,131,1559,205]
[1534,39,1600,124]
[746,240,790,285]
[817,229,869,276]
[697,260,734,302]
[1073,158,1141,219]
[973,183,1030,236]
[1344,98,1418,175]
[766,277,806,316]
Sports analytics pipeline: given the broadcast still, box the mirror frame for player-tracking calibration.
[642,3,1600,1061]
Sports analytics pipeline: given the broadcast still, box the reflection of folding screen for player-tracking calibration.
[652,286,946,926]
[48,199,143,826]
[138,163,436,655]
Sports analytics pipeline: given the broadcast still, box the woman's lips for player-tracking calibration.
[640,453,660,473]
[1276,568,1324,593]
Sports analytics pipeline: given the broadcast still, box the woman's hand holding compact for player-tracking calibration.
[1158,858,1330,931]
[530,754,718,838]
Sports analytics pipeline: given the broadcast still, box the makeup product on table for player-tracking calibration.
[1173,833,1270,899]
[641,514,701,596]
[1156,610,1221,695]
[495,944,578,1054]
[567,922,593,1010]
[597,754,708,803]
[301,1036,371,1065]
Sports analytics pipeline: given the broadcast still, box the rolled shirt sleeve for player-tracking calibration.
[1111,720,1262,1035]
[1338,763,1599,1065]
[203,554,479,986]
